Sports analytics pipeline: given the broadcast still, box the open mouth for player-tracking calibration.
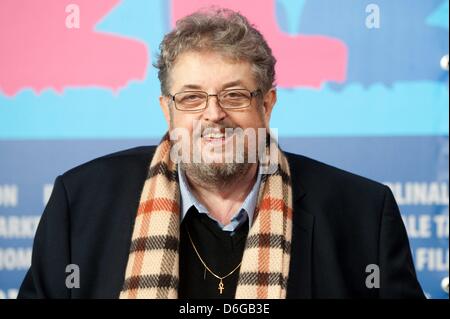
[202,131,226,144]
[200,128,234,146]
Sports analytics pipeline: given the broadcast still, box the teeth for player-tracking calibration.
[203,133,225,139]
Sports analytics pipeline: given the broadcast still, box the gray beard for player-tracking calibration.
[179,161,253,188]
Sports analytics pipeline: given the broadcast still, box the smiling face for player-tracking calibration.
[159,50,277,184]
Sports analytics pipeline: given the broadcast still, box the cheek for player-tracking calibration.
[236,110,268,146]
[235,109,266,130]
[171,110,188,129]
[171,112,201,136]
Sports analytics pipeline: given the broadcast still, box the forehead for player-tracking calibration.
[169,51,256,92]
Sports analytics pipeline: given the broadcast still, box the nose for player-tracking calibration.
[202,95,226,123]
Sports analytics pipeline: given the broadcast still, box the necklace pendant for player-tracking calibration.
[218,279,224,294]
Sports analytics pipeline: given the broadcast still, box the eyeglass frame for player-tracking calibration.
[167,88,262,112]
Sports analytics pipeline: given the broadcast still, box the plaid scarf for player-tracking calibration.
[119,133,293,298]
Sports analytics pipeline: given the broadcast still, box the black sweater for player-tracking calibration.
[179,207,249,298]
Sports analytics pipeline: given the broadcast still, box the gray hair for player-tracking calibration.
[155,8,276,95]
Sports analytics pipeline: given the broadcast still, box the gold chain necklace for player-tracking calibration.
[186,229,242,295]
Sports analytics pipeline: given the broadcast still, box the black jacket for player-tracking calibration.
[18,146,424,298]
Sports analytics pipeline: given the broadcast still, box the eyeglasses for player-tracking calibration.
[168,89,261,112]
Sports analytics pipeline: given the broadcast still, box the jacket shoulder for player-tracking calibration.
[61,145,157,183]
[285,151,388,197]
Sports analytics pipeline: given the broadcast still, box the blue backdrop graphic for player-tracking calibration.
[0,0,448,299]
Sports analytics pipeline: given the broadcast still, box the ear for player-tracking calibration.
[262,88,277,127]
[159,95,171,128]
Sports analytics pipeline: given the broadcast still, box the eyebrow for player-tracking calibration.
[178,80,247,92]
[179,84,203,91]
[221,80,245,90]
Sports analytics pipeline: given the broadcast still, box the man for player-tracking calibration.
[18,8,424,299]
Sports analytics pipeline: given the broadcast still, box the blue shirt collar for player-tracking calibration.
[178,166,262,232]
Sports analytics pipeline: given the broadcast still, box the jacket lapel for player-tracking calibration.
[286,153,315,298]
